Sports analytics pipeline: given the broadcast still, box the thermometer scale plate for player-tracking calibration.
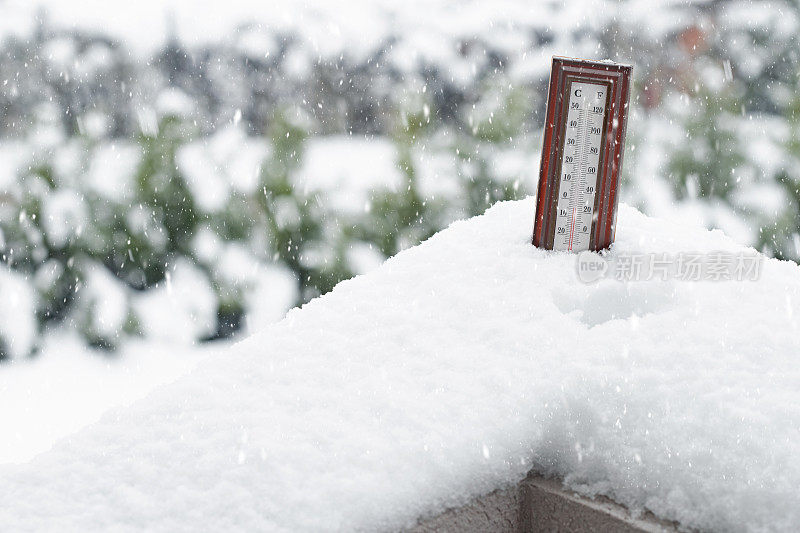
[533,57,632,252]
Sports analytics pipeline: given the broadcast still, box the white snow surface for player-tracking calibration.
[2,197,800,532]
[0,334,221,465]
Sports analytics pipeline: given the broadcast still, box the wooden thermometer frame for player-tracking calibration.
[533,57,632,251]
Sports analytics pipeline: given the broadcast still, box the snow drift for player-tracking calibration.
[1,197,799,532]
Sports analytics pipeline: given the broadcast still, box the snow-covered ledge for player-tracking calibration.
[1,197,798,532]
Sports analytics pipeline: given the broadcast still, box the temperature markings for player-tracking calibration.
[553,81,607,252]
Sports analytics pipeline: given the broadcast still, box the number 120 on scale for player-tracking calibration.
[533,57,632,252]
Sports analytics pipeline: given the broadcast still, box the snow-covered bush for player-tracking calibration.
[0,0,798,357]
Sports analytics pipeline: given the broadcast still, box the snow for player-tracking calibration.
[344,241,386,275]
[491,147,539,186]
[7,0,538,55]
[132,259,217,344]
[87,142,142,202]
[176,126,267,212]
[0,143,31,190]
[1,197,799,532]
[241,266,299,335]
[295,136,403,216]
[175,144,231,213]
[156,88,195,118]
[78,261,130,339]
[41,190,88,248]
[414,149,461,200]
[1,0,618,83]
[213,243,300,334]
[0,333,221,465]
[0,266,36,359]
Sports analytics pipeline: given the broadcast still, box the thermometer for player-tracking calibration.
[533,57,632,252]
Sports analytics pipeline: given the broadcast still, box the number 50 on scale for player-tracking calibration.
[532,57,632,252]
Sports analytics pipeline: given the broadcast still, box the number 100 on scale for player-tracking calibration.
[554,82,606,252]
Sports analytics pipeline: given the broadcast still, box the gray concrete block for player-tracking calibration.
[523,475,676,533]
[408,486,523,533]
[407,473,678,533]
